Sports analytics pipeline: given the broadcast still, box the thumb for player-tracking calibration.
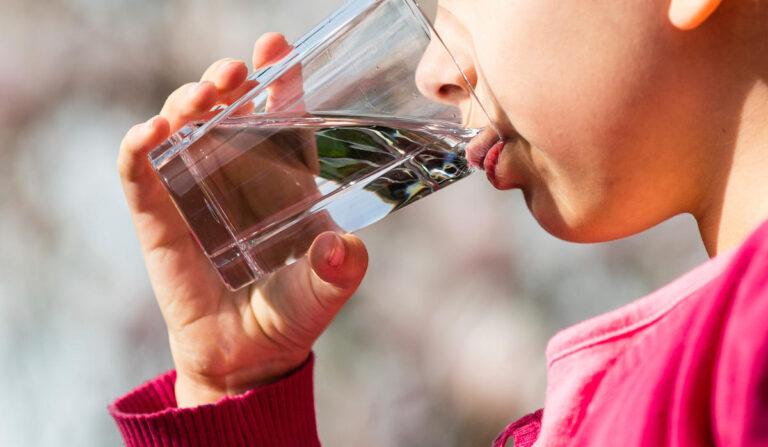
[307,232,368,310]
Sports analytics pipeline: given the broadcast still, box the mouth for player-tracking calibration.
[465,128,505,188]
[466,128,500,168]
[483,140,505,187]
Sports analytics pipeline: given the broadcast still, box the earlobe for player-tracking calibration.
[668,0,724,30]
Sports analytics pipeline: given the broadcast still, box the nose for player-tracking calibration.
[414,37,478,114]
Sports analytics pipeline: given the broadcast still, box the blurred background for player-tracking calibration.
[0,0,709,445]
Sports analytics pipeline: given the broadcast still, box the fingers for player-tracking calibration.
[252,33,306,114]
[118,115,195,250]
[203,58,258,116]
[159,81,220,133]
[118,115,170,188]
[254,34,316,171]
[252,33,293,69]
[122,57,254,255]
[266,63,305,112]
[307,232,369,311]
[200,58,248,92]
[157,34,301,137]
[159,58,254,134]
[122,34,301,250]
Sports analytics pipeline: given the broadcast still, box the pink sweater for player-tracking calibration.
[110,218,768,446]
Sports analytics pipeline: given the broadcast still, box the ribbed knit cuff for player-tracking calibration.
[492,409,543,447]
[109,354,320,447]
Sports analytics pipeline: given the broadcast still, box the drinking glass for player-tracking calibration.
[149,0,500,290]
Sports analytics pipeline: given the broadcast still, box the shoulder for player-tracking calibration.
[722,219,768,295]
[710,219,768,445]
[713,219,768,358]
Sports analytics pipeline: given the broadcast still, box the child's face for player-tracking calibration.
[429,0,716,242]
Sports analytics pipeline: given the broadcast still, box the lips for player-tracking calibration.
[465,128,505,188]
[466,128,501,169]
[482,140,505,187]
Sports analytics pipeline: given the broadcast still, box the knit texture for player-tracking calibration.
[109,354,319,447]
[492,409,544,447]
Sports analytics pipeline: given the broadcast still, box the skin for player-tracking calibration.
[118,0,768,406]
[427,0,768,254]
[118,34,369,407]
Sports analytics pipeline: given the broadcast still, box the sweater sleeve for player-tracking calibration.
[108,354,320,447]
[492,409,544,447]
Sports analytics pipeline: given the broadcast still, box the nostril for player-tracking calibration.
[438,84,465,100]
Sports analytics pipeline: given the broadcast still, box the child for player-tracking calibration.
[111,0,768,445]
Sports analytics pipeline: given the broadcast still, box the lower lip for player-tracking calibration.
[483,141,505,186]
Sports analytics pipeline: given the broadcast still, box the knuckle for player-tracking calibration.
[215,57,236,66]
[117,122,150,178]
[162,82,199,117]
[172,82,199,101]
[118,124,143,154]
[202,58,235,80]
[169,82,198,103]
[116,148,133,179]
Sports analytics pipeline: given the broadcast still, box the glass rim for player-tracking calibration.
[150,0,498,169]
[403,0,499,134]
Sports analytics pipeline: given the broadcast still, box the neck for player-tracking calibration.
[696,80,768,257]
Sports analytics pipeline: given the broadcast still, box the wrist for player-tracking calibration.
[173,353,311,408]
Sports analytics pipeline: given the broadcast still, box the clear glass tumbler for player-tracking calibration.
[149,0,499,290]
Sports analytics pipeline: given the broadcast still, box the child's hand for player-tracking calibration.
[117,33,369,407]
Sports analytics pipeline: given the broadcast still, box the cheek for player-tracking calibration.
[474,1,667,151]
[466,0,693,240]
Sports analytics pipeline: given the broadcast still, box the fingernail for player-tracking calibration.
[327,234,346,268]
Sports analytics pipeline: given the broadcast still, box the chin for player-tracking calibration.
[523,188,638,244]
[533,213,605,244]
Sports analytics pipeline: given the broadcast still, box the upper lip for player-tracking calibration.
[466,128,503,169]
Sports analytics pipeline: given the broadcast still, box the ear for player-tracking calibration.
[668,0,724,30]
